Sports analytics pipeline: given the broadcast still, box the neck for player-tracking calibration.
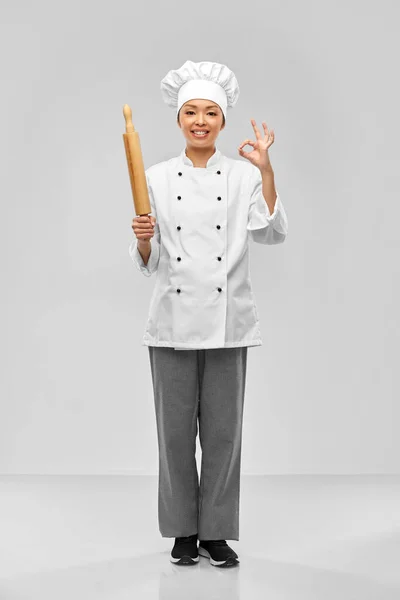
[185,145,216,168]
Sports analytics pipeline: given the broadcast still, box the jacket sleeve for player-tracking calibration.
[246,166,288,245]
[128,171,161,277]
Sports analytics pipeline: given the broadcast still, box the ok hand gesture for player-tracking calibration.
[238,119,274,172]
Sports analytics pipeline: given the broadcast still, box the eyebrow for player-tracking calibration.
[184,104,219,110]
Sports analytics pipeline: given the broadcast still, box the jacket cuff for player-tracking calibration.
[128,238,160,277]
[249,191,288,236]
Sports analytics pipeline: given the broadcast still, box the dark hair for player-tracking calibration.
[177,108,225,127]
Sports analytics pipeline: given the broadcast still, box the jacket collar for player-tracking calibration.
[180,147,222,169]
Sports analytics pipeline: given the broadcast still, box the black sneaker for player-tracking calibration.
[198,539,239,568]
[170,533,199,565]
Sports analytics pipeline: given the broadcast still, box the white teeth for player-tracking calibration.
[192,131,208,136]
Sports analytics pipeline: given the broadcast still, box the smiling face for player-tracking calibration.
[177,99,225,150]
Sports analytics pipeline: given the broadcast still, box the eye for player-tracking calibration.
[186,111,217,116]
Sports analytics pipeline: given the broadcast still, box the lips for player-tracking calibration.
[191,130,210,138]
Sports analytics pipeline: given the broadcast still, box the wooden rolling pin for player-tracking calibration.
[122,105,151,217]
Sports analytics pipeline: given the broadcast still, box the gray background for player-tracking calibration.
[1,1,398,475]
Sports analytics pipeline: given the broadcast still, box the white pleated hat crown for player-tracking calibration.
[160,60,240,120]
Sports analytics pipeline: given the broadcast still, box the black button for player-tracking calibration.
[178,172,182,176]
[177,288,181,293]
[177,195,181,200]
[218,287,222,292]
[216,225,221,229]
[217,196,221,200]
[177,226,181,230]
[177,257,181,261]
[217,170,221,174]
[217,257,221,261]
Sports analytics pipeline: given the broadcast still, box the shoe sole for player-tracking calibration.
[198,546,240,568]
[170,554,199,565]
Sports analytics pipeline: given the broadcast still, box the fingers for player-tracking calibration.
[253,119,274,143]
[262,122,275,144]
[131,215,155,240]
[238,138,255,150]
[134,215,155,223]
[132,216,155,226]
[251,119,262,140]
[238,139,255,159]
[134,229,154,241]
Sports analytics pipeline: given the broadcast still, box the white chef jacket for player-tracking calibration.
[129,146,288,350]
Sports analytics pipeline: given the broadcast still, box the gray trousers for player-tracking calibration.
[148,346,248,541]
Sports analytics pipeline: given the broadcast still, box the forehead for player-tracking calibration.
[183,101,220,110]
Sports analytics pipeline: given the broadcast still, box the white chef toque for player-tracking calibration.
[160,60,240,121]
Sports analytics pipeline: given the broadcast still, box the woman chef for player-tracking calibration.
[129,60,288,568]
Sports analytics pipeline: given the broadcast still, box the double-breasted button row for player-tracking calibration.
[177,223,220,228]
[176,221,221,231]
[176,287,223,293]
[176,256,222,261]
[178,170,221,175]
[177,195,221,202]
[175,168,223,294]
[176,221,221,229]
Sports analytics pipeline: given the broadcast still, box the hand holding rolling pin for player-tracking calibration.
[131,215,156,242]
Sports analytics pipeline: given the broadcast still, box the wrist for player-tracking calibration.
[259,164,274,176]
